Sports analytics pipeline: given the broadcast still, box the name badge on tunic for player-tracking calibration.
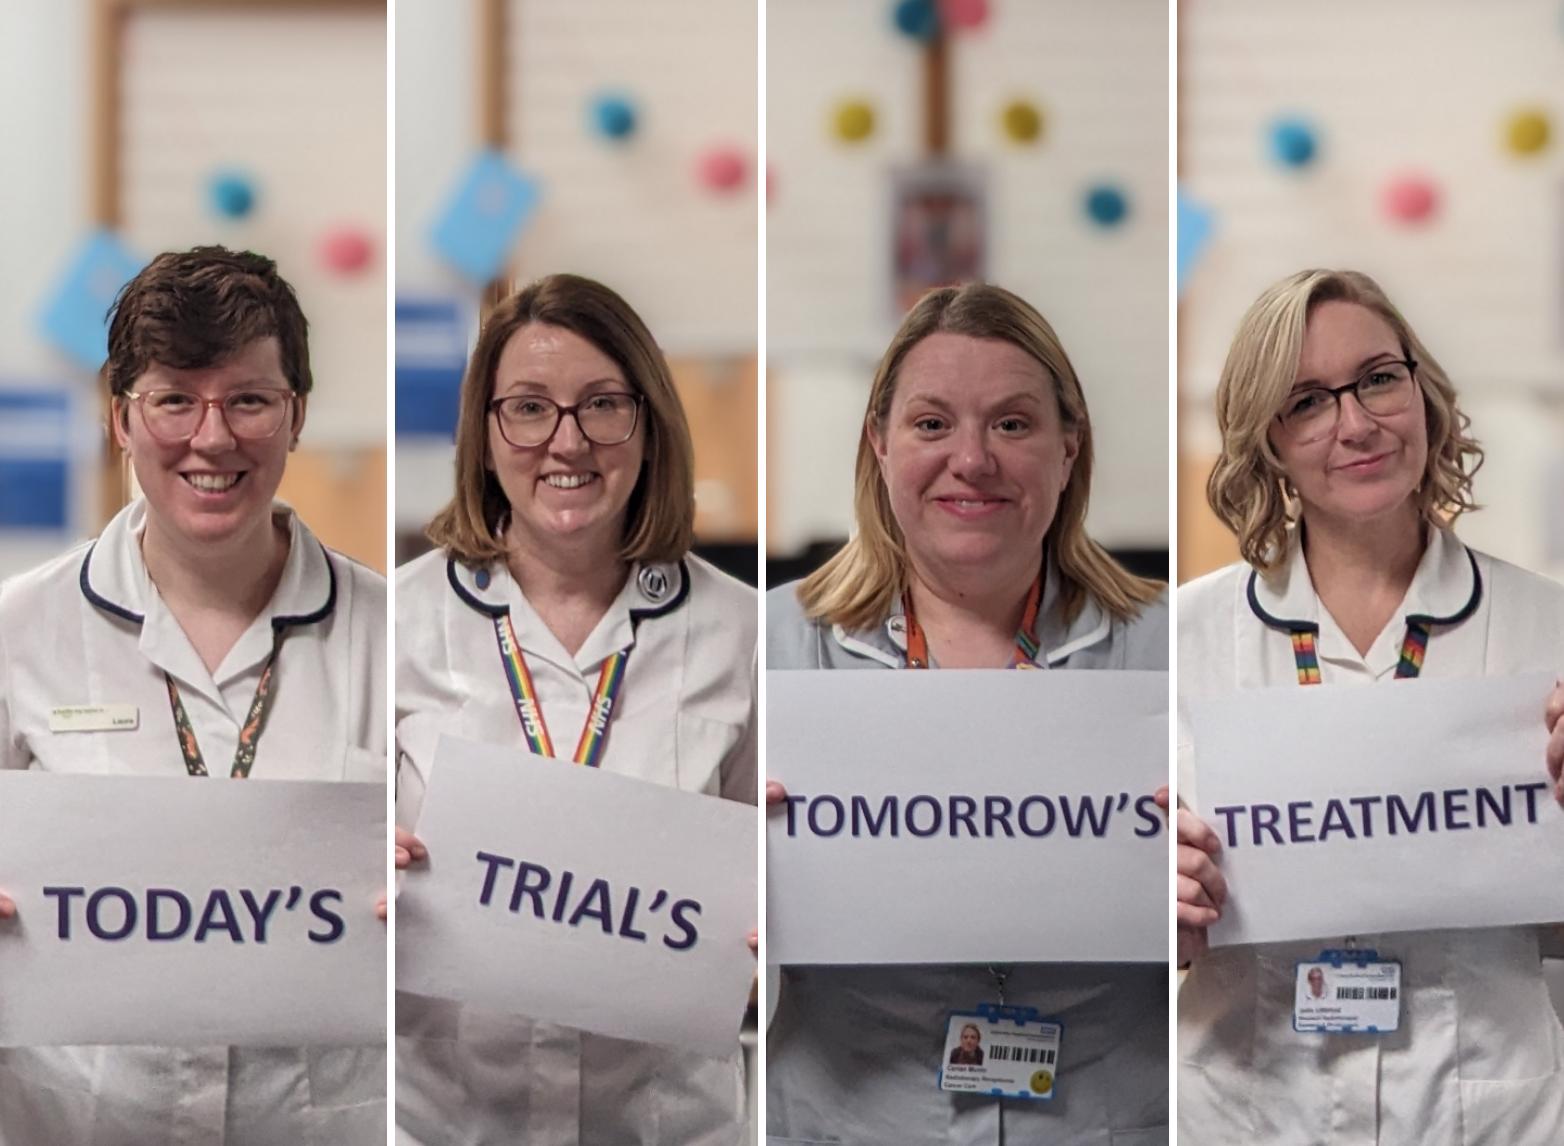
[48,705,139,733]
[1293,949,1402,1034]
[939,1005,1062,1101]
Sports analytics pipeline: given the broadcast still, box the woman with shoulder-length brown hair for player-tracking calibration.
[765,282,1169,1144]
[1176,268,1564,1144]
[393,273,757,1145]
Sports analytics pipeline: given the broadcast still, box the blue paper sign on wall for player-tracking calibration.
[396,299,470,438]
[1177,187,1215,297]
[0,389,72,530]
[429,151,541,285]
[38,231,146,371]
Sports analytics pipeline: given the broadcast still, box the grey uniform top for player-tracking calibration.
[765,570,1169,1146]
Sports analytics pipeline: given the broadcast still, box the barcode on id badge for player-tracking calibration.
[989,1044,1056,1065]
[1335,987,1397,1001]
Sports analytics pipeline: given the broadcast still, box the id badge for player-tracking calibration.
[1294,949,1402,1034]
[49,704,139,733]
[939,1005,1062,1101]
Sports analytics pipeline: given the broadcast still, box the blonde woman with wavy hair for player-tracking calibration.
[1206,269,1483,573]
[766,283,1169,1144]
[1177,269,1564,1144]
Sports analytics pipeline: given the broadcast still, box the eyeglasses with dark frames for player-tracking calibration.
[488,392,644,448]
[122,388,297,444]
[1275,358,1419,444]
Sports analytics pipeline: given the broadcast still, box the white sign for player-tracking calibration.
[1189,671,1564,947]
[767,671,1168,964]
[0,773,385,1047]
[395,736,757,1057]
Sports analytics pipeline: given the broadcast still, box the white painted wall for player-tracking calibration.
[1180,0,1564,581]
[394,0,761,537]
[0,1,100,575]
[0,1,387,577]
[0,1,90,383]
[767,0,1170,555]
[395,0,758,350]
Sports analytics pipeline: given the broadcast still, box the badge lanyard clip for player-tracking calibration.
[988,964,1010,1006]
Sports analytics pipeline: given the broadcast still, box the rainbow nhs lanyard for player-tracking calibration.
[1288,619,1430,685]
[492,613,629,767]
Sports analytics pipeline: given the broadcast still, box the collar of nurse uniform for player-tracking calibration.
[829,548,1110,669]
[79,499,337,688]
[447,555,689,674]
[1246,524,1482,656]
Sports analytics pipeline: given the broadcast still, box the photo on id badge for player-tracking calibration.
[939,1008,1063,1100]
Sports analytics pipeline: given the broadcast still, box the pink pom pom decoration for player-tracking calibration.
[1381,175,1439,224]
[319,227,376,273]
[697,147,748,193]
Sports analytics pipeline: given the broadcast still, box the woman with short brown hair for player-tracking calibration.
[0,245,387,1144]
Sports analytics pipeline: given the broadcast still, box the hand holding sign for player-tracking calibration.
[1189,672,1564,947]
[397,736,756,1054]
[396,825,428,869]
[768,671,1167,964]
[0,890,13,919]
[0,773,385,1046]
[1155,785,1225,965]
[380,826,429,920]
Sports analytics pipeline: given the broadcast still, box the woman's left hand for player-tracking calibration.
[1546,679,1564,807]
[0,891,14,920]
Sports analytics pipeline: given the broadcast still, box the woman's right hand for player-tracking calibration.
[0,891,14,920]
[765,780,787,808]
[1175,803,1227,967]
[377,828,429,921]
[395,826,428,870]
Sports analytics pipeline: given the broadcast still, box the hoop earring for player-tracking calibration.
[1280,478,1301,522]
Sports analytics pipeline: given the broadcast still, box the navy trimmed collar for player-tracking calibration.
[78,501,339,635]
[448,555,691,631]
[1247,528,1482,635]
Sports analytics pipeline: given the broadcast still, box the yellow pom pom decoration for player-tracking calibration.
[833,100,875,144]
[1505,109,1549,155]
[1001,100,1044,145]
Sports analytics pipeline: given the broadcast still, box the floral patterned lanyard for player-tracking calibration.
[166,629,285,778]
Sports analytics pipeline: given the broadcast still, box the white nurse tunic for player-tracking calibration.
[1177,526,1564,1145]
[394,548,756,1146]
[0,498,387,1146]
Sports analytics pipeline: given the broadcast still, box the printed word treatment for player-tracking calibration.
[1213,781,1552,848]
[777,791,1165,840]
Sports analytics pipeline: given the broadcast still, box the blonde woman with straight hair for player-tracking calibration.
[1178,269,1564,1144]
[767,283,1169,1144]
[394,274,757,1145]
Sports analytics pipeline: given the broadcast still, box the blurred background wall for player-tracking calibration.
[766,0,1170,585]
[0,0,387,577]
[1177,0,1564,585]
[394,0,758,583]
